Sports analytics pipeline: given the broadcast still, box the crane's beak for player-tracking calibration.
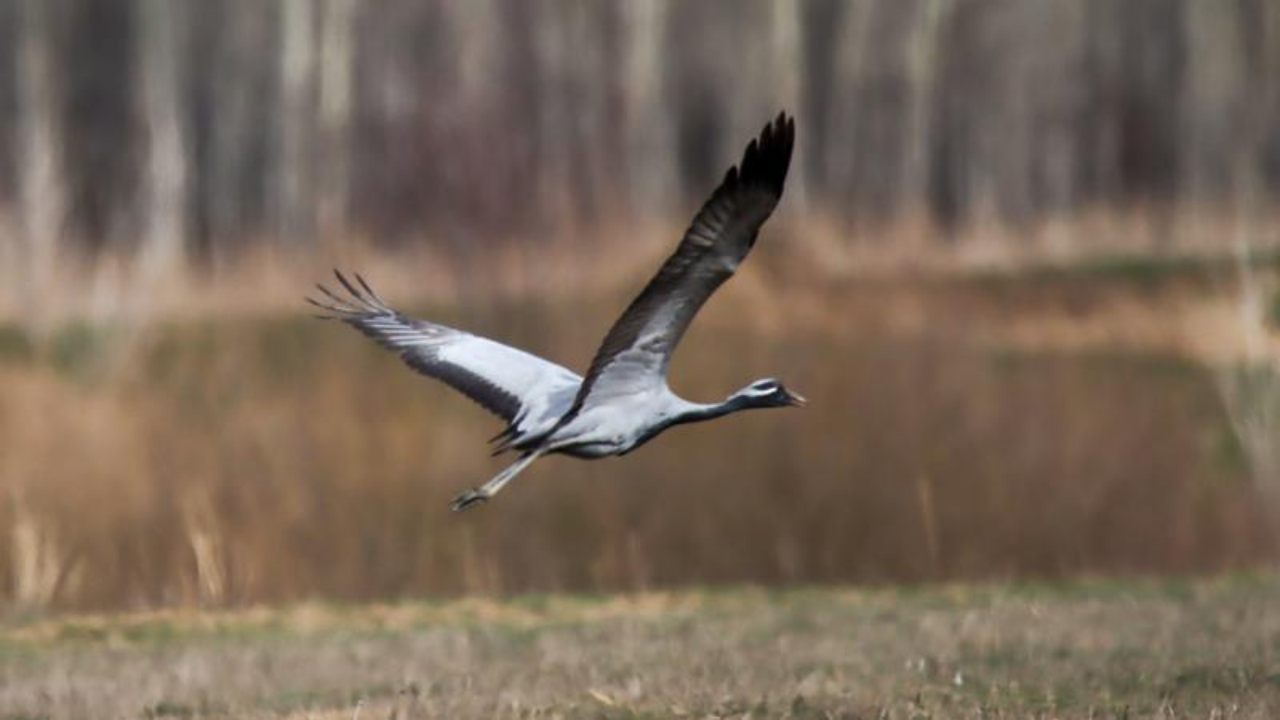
[786,390,808,408]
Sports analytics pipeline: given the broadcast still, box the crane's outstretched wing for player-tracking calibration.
[308,271,582,445]
[560,112,794,419]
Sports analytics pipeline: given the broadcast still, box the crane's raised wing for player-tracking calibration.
[561,112,794,418]
[308,271,582,445]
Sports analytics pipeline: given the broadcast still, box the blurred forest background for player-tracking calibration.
[0,0,1279,612]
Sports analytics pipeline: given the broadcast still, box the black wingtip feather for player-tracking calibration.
[315,283,361,312]
[354,273,387,307]
[307,270,398,319]
[728,112,794,199]
[333,269,367,304]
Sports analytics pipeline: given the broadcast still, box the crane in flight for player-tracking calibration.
[310,113,803,511]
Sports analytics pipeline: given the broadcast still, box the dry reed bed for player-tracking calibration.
[0,263,1273,611]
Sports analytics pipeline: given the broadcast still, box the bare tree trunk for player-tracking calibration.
[533,3,572,224]
[15,0,64,324]
[901,0,950,217]
[621,0,672,215]
[769,0,805,206]
[136,0,189,278]
[201,1,269,265]
[275,0,317,245]
[824,1,874,208]
[316,0,356,241]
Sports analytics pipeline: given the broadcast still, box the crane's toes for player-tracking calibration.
[450,488,490,512]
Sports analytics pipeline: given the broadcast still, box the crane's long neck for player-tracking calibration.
[621,391,759,454]
[669,394,753,426]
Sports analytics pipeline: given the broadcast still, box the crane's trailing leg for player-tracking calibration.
[451,450,545,511]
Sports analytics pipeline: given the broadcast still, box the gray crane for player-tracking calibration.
[309,113,803,511]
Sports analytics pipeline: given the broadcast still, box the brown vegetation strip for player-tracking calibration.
[0,263,1276,610]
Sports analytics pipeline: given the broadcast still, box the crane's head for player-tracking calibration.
[734,378,807,409]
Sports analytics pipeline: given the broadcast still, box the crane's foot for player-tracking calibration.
[450,487,490,512]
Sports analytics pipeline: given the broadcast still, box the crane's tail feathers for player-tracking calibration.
[488,423,521,453]
[450,450,545,512]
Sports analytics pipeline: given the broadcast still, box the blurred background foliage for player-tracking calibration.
[0,0,1278,612]
[1,0,1278,271]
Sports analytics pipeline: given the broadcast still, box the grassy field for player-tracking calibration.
[0,574,1277,718]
